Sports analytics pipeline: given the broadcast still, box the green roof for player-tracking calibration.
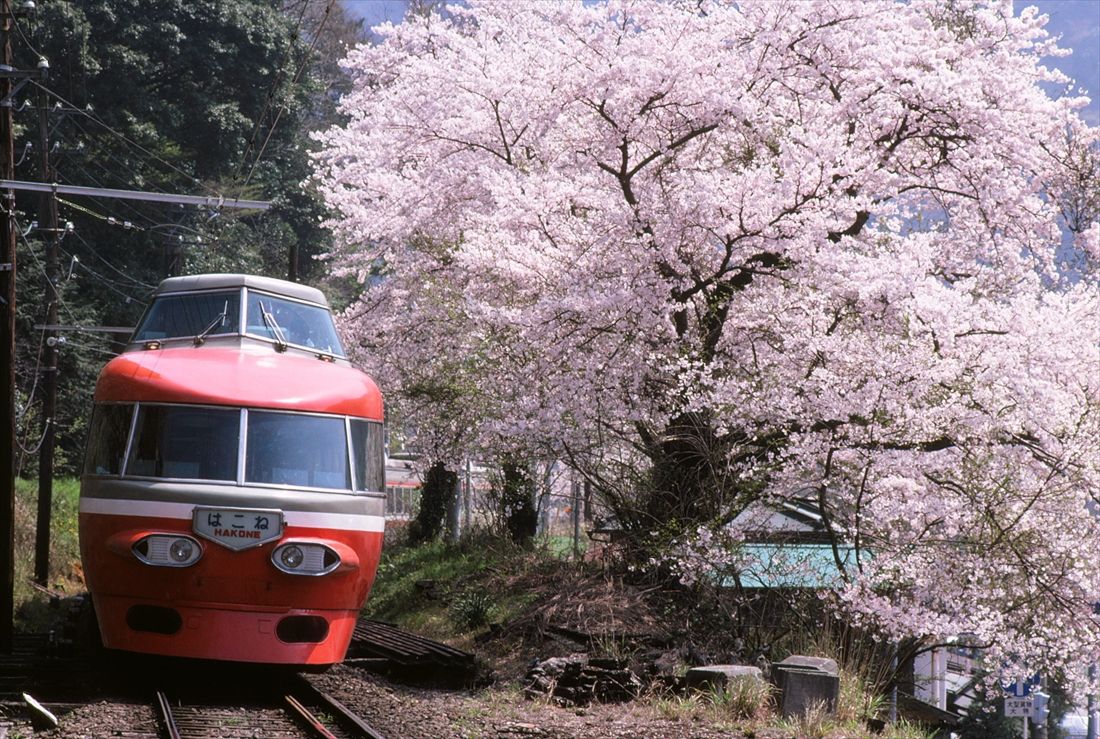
[723,542,862,589]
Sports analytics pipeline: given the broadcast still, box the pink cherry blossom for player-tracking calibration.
[314,0,1100,694]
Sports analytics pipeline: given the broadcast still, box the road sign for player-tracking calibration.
[1006,696,1035,717]
[1003,674,1042,697]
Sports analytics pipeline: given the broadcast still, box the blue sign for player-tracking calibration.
[1002,674,1041,697]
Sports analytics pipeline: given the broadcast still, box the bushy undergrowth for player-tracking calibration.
[13,477,85,630]
[369,531,936,739]
[364,531,562,639]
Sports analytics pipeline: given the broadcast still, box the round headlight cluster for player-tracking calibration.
[271,542,339,575]
[169,538,195,563]
[280,545,305,569]
[133,534,202,567]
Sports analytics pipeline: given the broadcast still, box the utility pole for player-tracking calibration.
[0,0,17,654]
[32,57,56,586]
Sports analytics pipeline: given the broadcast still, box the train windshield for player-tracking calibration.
[246,411,350,490]
[126,405,240,481]
[244,293,345,357]
[132,290,241,342]
[85,402,383,493]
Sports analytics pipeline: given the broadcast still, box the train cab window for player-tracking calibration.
[246,411,350,490]
[84,403,134,475]
[126,405,239,481]
[350,420,385,492]
[132,290,241,342]
[244,292,345,357]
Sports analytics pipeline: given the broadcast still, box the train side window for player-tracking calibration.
[132,290,241,342]
[126,405,239,481]
[350,420,385,493]
[84,403,134,475]
[246,411,350,490]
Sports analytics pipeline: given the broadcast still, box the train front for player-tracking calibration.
[78,275,385,666]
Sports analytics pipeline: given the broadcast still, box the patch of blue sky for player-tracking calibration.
[1030,0,1100,126]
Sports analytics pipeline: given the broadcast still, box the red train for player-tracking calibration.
[79,274,385,666]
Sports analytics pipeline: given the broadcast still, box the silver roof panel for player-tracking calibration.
[153,273,329,307]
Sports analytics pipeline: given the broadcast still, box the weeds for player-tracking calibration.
[778,699,833,738]
[449,590,493,629]
[712,675,775,721]
[13,477,85,631]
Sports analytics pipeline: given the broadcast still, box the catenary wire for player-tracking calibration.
[242,0,336,187]
[236,0,310,182]
[31,80,221,198]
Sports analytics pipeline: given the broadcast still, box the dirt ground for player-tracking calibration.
[7,664,772,739]
[0,567,828,737]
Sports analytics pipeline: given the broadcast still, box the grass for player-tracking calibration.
[13,476,86,631]
[364,536,498,638]
[364,532,571,641]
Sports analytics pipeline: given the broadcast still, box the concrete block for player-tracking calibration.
[772,666,840,718]
[685,664,765,692]
[776,655,838,675]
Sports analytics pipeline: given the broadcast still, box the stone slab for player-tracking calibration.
[685,664,765,692]
[772,665,840,718]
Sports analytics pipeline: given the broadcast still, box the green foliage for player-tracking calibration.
[364,539,493,627]
[8,0,366,477]
[13,477,85,631]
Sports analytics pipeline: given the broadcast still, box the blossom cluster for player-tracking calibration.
[313,0,1100,691]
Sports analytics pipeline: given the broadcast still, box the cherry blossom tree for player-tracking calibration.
[314,0,1100,689]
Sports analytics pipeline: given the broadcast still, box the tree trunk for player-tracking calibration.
[501,459,537,546]
[408,462,456,545]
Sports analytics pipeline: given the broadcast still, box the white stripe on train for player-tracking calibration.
[79,498,386,533]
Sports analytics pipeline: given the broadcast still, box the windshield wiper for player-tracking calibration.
[193,300,229,346]
[260,302,288,352]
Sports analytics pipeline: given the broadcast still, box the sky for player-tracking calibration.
[339,0,1100,125]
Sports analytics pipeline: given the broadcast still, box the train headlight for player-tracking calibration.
[271,542,340,576]
[133,535,202,567]
[280,545,304,569]
[169,538,195,563]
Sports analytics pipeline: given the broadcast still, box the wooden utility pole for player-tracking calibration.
[0,0,17,653]
[33,58,57,586]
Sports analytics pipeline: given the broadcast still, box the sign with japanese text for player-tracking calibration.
[193,506,283,550]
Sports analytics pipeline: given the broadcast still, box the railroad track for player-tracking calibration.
[154,676,387,739]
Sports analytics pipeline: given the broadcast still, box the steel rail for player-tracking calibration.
[292,676,389,739]
[285,693,341,739]
[155,690,182,739]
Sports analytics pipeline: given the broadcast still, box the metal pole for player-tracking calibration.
[1033,676,1048,739]
[0,179,270,210]
[0,0,17,654]
[1088,663,1097,739]
[33,60,57,586]
[571,478,581,560]
[889,648,897,725]
[463,459,470,533]
[447,467,461,543]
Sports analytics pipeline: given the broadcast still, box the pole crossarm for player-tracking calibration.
[33,324,133,334]
[0,179,271,210]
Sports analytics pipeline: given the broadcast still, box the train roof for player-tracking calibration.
[152,273,330,307]
[95,344,383,419]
